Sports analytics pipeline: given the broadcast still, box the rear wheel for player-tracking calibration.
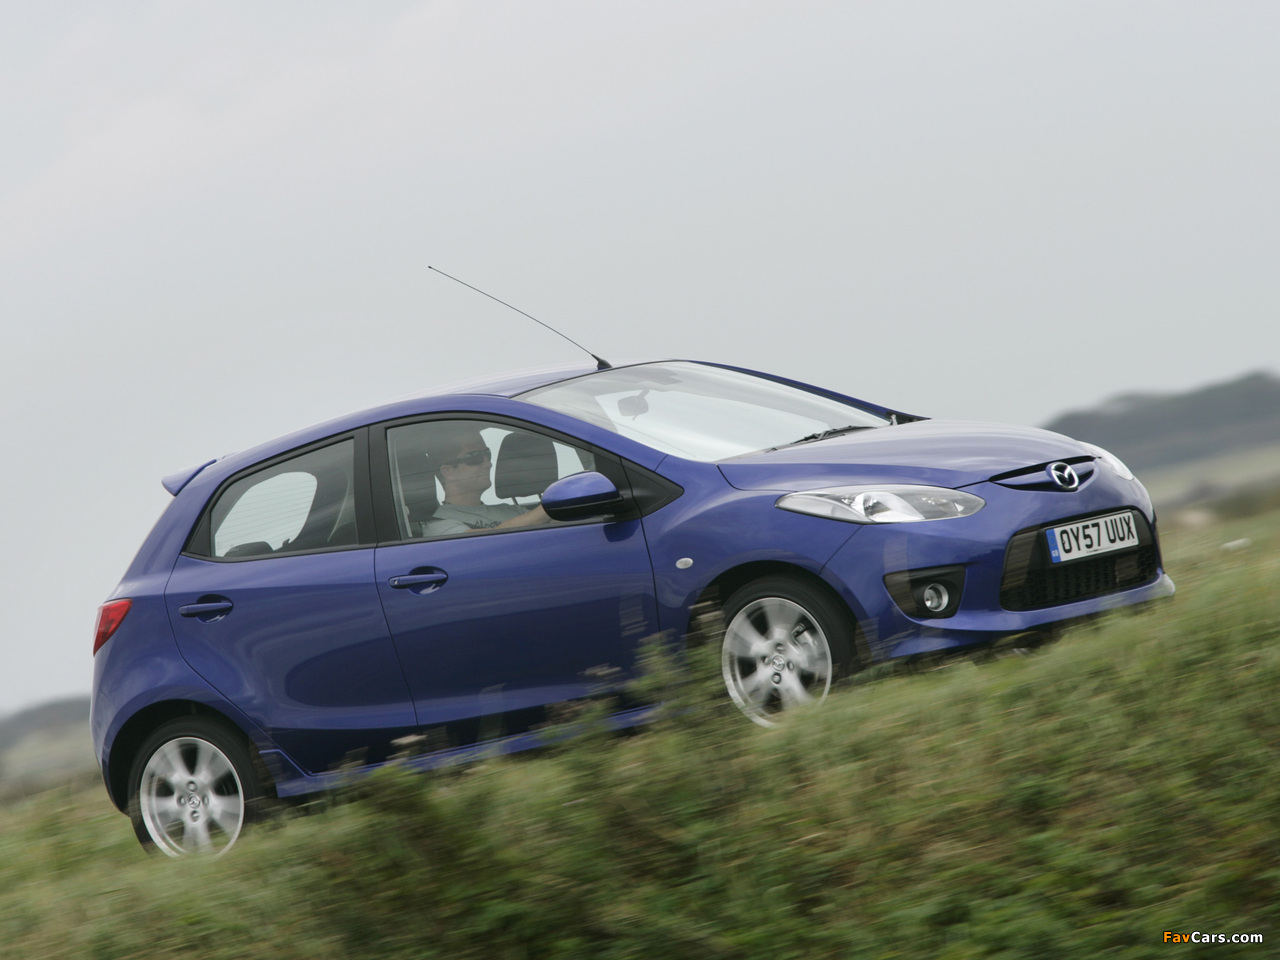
[127,717,263,858]
[720,576,855,727]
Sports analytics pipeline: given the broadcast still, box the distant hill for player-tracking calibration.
[0,696,88,752]
[1042,370,1280,475]
[0,695,96,799]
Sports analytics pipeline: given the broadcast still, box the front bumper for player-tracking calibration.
[819,475,1174,663]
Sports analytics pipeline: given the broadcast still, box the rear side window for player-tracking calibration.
[197,440,359,559]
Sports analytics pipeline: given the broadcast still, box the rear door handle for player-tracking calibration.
[178,600,234,619]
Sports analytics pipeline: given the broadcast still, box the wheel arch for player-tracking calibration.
[691,560,871,666]
[106,700,276,812]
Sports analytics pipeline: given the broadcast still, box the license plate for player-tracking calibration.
[1045,511,1139,564]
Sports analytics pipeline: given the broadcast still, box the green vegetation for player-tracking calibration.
[3,513,1278,958]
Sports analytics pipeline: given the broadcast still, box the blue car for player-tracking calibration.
[91,360,1174,856]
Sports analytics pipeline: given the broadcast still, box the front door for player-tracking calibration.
[374,418,660,746]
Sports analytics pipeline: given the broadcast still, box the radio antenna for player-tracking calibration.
[428,266,611,370]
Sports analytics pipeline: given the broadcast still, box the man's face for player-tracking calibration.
[439,432,492,498]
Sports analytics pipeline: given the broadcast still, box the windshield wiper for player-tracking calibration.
[780,424,873,449]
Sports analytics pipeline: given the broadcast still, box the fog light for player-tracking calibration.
[884,565,965,619]
[922,583,950,613]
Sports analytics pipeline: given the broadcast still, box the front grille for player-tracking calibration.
[1000,510,1159,611]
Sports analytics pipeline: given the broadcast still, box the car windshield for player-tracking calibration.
[519,361,889,461]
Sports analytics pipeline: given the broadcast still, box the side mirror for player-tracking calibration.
[541,471,625,521]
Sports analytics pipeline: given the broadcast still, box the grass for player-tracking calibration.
[2,511,1278,958]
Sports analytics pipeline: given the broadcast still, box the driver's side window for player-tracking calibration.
[386,420,619,541]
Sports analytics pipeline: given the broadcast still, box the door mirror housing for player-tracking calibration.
[541,471,625,521]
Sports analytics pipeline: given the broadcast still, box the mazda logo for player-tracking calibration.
[1047,462,1080,491]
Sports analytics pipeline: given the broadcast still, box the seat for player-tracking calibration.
[494,432,559,500]
[284,467,357,551]
[398,462,440,533]
[223,540,274,558]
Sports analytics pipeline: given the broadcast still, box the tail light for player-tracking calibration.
[93,599,132,655]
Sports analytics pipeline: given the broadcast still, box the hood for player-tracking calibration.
[718,420,1090,491]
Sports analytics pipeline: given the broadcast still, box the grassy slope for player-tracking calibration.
[2,513,1277,959]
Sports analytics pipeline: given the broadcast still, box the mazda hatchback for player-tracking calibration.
[91,360,1173,856]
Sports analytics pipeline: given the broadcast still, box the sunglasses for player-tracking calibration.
[444,447,492,467]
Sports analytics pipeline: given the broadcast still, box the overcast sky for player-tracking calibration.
[2,2,1277,717]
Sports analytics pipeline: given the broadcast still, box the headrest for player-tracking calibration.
[494,432,558,499]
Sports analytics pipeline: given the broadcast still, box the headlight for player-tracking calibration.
[776,485,986,524]
[1080,442,1135,481]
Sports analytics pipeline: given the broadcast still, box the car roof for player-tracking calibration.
[162,359,908,495]
[161,360,653,495]
[396,360,606,400]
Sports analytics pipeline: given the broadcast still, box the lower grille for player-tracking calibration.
[1000,510,1159,611]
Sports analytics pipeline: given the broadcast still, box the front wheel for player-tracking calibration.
[720,577,855,727]
[127,717,264,858]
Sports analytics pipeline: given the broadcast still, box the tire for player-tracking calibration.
[127,717,264,858]
[720,576,856,727]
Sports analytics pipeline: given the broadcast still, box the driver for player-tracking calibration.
[421,424,550,536]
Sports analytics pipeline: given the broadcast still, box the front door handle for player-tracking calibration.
[388,570,449,591]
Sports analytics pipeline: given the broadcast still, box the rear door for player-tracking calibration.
[166,433,418,775]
